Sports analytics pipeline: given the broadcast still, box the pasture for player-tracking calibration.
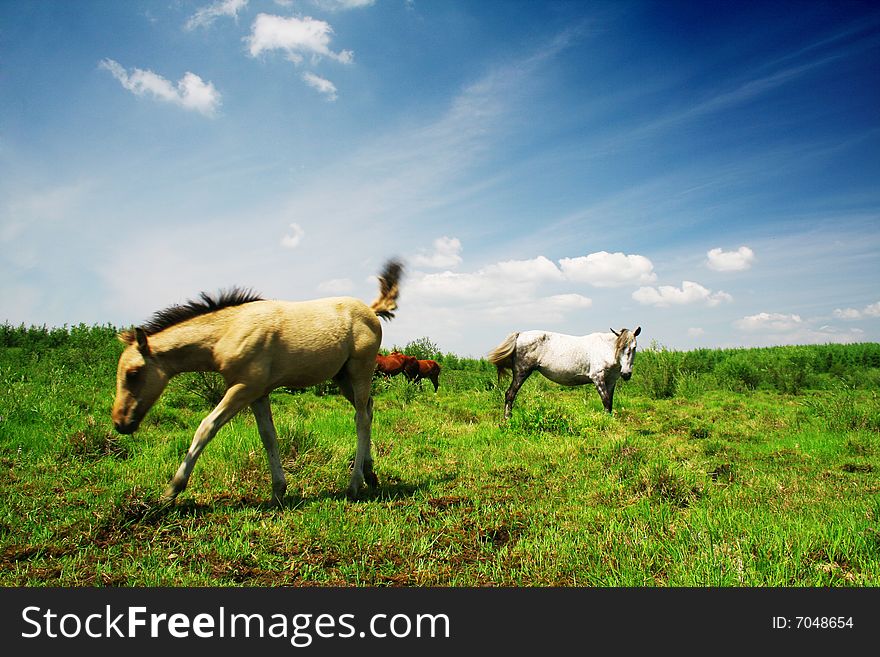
[1,324,879,586]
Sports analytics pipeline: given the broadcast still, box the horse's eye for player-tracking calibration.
[126,368,142,383]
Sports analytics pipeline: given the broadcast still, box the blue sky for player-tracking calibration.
[2,0,879,357]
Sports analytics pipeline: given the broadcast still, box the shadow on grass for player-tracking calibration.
[107,472,454,524]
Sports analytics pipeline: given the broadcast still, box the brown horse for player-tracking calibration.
[112,259,404,503]
[405,359,442,392]
[375,351,417,379]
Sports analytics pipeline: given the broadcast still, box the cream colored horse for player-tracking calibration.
[112,259,403,503]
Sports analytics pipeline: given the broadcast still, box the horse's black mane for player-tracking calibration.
[139,287,264,335]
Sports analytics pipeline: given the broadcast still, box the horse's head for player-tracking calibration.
[611,326,641,381]
[112,328,170,434]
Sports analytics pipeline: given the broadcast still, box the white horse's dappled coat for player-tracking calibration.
[488,327,641,418]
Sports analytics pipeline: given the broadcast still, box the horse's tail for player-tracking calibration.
[370,259,404,321]
[487,332,519,382]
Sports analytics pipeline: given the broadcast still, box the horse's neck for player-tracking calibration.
[149,322,222,375]
[593,333,619,364]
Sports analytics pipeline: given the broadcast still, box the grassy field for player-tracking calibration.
[1,325,879,586]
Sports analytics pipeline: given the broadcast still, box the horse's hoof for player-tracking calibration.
[160,486,180,503]
[364,470,379,489]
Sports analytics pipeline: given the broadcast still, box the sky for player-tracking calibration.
[1,0,879,357]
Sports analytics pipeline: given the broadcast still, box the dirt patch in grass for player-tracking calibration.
[841,463,874,474]
[67,428,129,459]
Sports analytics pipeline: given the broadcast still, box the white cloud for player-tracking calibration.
[281,222,305,248]
[486,255,563,283]
[835,301,880,320]
[302,72,338,101]
[833,307,862,320]
[310,0,375,10]
[559,251,656,287]
[736,324,865,347]
[734,312,803,332]
[545,293,593,310]
[706,246,755,271]
[486,293,593,325]
[317,277,353,294]
[688,327,705,338]
[246,13,353,64]
[632,280,733,307]
[99,59,221,116]
[409,270,500,302]
[412,236,463,269]
[185,0,248,31]
[408,256,561,303]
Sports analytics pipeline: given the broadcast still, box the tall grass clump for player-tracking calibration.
[715,352,761,392]
[630,341,681,399]
[800,381,880,432]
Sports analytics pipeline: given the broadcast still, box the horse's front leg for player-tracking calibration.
[594,378,614,414]
[251,395,287,506]
[162,383,255,502]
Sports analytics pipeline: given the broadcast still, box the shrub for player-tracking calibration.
[631,342,680,399]
[403,337,441,361]
[763,351,815,394]
[176,371,226,408]
[716,353,760,391]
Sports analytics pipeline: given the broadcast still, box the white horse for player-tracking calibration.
[488,327,641,419]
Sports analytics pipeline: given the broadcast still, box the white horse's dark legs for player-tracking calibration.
[504,367,534,419]
[251,396,287,505]
[163,383,256,502]
[595,379,615,414]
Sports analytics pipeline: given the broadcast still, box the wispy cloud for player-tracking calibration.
[310,0,375,10]
[834,301,880,320]
[99,59,221,116]
[733,312,866,346]
[302,72,338,100]
[281,222,305,248]
[413,236,463,269]
[185,0,248,31]
[266,34,576,250]
[317,277,354,294]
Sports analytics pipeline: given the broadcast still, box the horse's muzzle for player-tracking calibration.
[621,372,632,381]
[113,420,138,435]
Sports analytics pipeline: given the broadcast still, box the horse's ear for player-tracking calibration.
[633,326,641,337]
[610,328,620,337]
[135,327,151,355]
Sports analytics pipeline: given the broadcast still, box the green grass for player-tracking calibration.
[1,327,879,586]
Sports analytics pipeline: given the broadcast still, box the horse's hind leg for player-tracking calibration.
[251,396,287,505]
[163,383,256,502]
[504,366,533,419]
[335,363,377,498]
[430,373,439,392]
